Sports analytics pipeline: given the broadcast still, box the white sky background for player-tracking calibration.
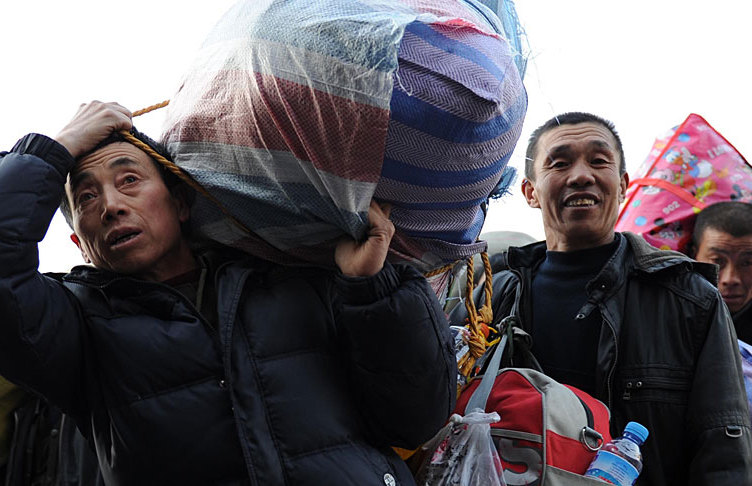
[0,0,750,273]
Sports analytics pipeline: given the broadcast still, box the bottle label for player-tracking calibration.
[584,450,639,486]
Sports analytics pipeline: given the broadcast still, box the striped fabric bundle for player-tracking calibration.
[162,0,527,272]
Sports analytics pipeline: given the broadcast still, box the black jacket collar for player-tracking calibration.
[504,231,718,287]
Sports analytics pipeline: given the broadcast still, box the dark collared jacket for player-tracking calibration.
[454,232,752,486]
[0,134,456,486]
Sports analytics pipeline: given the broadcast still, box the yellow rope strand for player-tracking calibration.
[423,261,456,279]
[132,100,170,118]
[477,252,494,324]
[458,251,495,378]
[464,257,479,324]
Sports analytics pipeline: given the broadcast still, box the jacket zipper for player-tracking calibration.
[65,269,265,484]
[215,266,267,486]
[602,313,618,410]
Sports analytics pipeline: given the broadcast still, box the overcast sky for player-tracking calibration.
[1,0,750,272]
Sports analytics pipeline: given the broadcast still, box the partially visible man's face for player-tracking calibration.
[523,122,628,252]
[695,227,752,313]
[66,142,195,282]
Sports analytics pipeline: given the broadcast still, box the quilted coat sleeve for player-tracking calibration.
[686,286,752,486]
[0,134,89,414]
[334,262,456,449]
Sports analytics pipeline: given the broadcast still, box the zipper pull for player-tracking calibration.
[575,301,596,320]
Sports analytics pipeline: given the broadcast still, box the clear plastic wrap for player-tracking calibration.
[417,410,505,486]
[162,0,527,272]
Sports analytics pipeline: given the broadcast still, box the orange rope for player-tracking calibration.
[132,100,170,117]
[458,251,494,378]
[423,261,456,279]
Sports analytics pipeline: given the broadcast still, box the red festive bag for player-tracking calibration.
[615,113,752,252]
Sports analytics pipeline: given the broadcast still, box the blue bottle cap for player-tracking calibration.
[624,421,649,444]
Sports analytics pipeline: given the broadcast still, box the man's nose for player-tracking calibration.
[567,159,595,186]
[719,264,742,288]
[99,187,127,222]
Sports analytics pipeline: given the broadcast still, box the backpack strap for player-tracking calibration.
[464,278,543,414]
[465,322,510,414]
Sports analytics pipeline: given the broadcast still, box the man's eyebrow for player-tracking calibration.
[588,140,614,152]
[708,246,752,256]
[545,144,573,161]
[545,141,615,162]
[70,157,140,191]
[69,171,91,192]
[108,157,139,169]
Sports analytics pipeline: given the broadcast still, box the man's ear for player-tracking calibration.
[70,233,91,264]
[522,178,540,209]
[619,172,630,203]
[171,186,192,224]
[686,239,697,258]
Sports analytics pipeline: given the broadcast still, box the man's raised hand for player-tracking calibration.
[335,200,395,277]
[55,101,132,159]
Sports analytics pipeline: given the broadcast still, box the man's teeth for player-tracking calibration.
[566,198,596,207]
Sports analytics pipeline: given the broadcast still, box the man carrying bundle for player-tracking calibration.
[0,101,456,485]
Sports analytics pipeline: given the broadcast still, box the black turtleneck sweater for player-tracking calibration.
[530,238,619,395]
[733,302,752,345]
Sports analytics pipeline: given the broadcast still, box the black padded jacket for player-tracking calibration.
[0,134,457,486]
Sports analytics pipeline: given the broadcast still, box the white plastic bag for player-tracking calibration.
[417,410,505,486]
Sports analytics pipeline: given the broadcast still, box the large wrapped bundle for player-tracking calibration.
[616,113,752,252]
[162,0,527,271]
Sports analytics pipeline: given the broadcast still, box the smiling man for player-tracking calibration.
[455,112,752,485]
[0,101,456,485]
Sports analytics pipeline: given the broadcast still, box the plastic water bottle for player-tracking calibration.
[584,421,649,486]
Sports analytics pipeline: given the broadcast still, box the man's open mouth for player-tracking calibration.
[565,197,597,207]
[109,232,141,247]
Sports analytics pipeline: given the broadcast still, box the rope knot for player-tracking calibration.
[478,304,493,326]
[457,251,494,380]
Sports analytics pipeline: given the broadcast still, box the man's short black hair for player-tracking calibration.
[691,201,752,255]
[524,112,626,181]
[60,127,184,228]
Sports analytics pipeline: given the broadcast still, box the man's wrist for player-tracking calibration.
[11,134,75,177]
[335,261,400,306]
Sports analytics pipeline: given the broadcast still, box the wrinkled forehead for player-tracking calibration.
[699,228,752,255]
[536,122,619,161]
[68,142,156,190]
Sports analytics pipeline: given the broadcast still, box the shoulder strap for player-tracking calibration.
[464,323,509,413]
[464,276,546,413]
